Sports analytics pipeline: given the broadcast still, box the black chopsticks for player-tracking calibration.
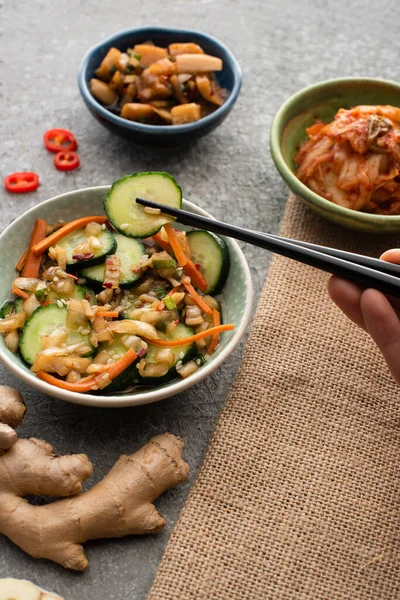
[266,235,400,277]
[136,197,400,299]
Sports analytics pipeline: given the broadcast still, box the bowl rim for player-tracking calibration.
[0,186,253,408]
[78,26,242,136]
[270,76,400,225]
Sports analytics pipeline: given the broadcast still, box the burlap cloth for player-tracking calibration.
[148,195,400,600]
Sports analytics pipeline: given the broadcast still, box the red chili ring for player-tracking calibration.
[4,172,40,193]
[44,128,78,153]
[54,151,80,171]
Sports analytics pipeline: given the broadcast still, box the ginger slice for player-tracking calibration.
[0,578,64,599]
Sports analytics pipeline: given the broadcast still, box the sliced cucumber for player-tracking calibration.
[80,233,145,290]
[56,227,116,271]
[104,172,182,238]
[47,284,96,304]
[187,230,230,294]
[94,335,137,394]
[14,298,24,313]
[0,298,24,318]
[138,323,196,386]
[0,301,14,319]
[19,304,93,366]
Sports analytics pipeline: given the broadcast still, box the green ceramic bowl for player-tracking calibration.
[270,77,400,232]
[0,187,253,408]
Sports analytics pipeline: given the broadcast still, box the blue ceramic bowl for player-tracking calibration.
[78,27,242,146]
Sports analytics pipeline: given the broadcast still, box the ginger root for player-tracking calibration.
[0,385,189,570]
[0,578,63,599]
[0,386,26,450]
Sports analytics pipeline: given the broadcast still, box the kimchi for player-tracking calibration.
[295,105,400,214]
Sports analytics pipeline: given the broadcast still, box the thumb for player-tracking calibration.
[380,248,400,264]
[360,288,400,384]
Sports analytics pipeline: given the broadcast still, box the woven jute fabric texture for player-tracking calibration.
[148,195,400,600]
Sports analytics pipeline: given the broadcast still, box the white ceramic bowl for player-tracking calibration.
[0,186,253,407]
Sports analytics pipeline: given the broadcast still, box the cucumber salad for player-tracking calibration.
[0,172,233,395]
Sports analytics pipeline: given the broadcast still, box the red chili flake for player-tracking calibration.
[195,263,201,270]
[137,347,147,358]
[72,253,94,261]
[103,282,113,289]
[67,273,78,280]
[174,319,179,325]
[85,293,91,300]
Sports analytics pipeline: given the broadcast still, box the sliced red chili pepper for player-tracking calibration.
[54,151,80,171]
[72,252,94,260]
[44,129,78,153]
[4,172,40,193]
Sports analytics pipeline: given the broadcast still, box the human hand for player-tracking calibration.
[327,249,400,384]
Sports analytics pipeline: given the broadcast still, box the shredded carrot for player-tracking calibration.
[164,223,188,266]
[183,280,212,315]
[96,311,119,318]
[146,324,234,347]
[16,248,29,272]
[152,231,208,291]
[107,348,137,379]
[206,309,221,355]
[152,232,171,253]
[157,286,182,311]
[32,216,107,256]
[11,288,30,300]
[36,348,137,393]
[182,257,208,291]
[22,219,47,278]
[36,372,97,392]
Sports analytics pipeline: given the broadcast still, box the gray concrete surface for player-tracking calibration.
[1,0,400,598]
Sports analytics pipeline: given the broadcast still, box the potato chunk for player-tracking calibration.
[133,44,168,66]
[95,47,122,81]
[148,58,176,76]
[196,75,224,106]
[171,103,201,125]
[109,70,125,91]
[176,54,222,73]
[169,43,204,57]
[120,103,154,122]
[90,79,117,105]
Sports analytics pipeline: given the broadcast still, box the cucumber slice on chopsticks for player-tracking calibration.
[104,172,182,238]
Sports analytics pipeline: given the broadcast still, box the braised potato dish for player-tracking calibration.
[90,41,227,126]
